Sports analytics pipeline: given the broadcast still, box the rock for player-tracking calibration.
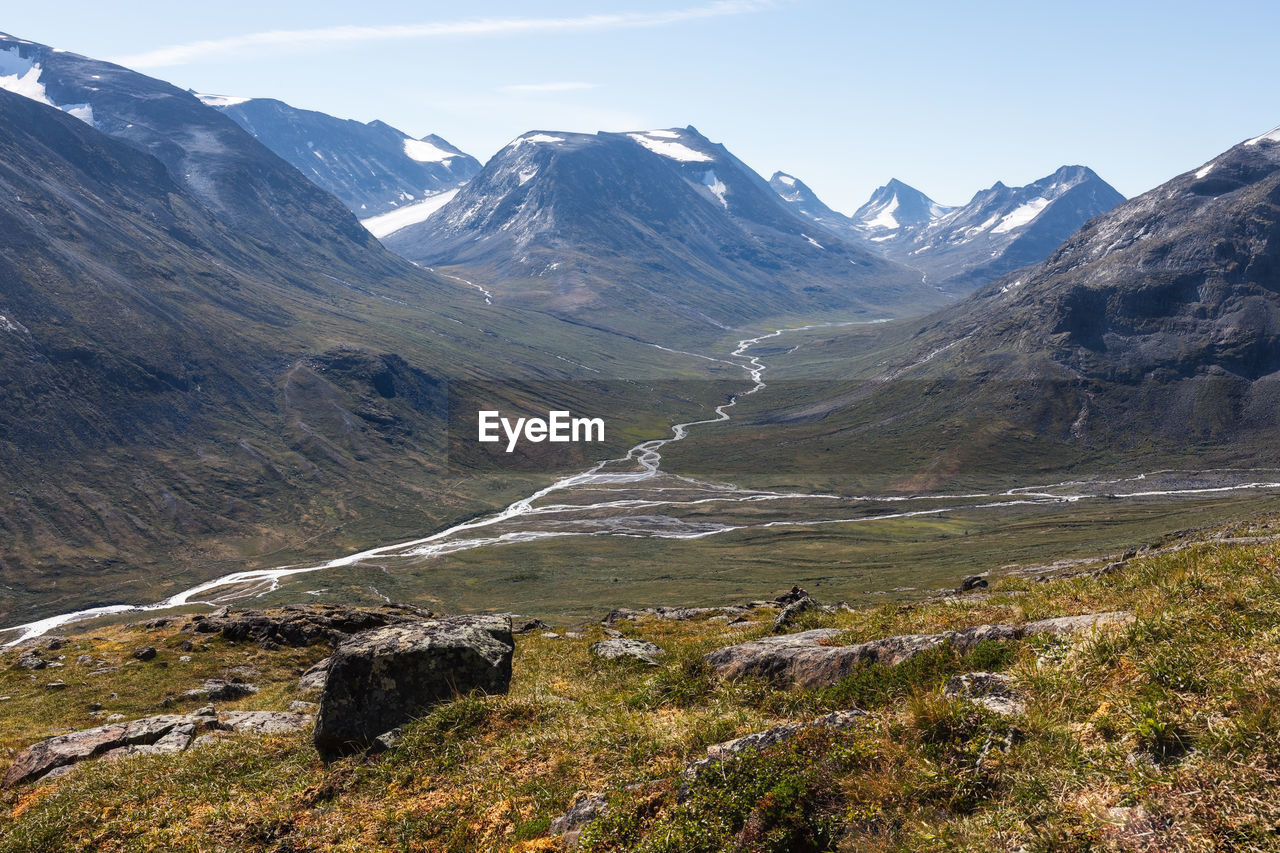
[508,616,550,634]
[2,708,315,787]
[550,792,609,848]
[2,714,196,787]
[589,638,666,666]
[961,575,989,591]
[218,711,312,735]
[179,656,191,662]
[76,654,93,666]
[603,605,750,625]
[193,603,432,648]
[44,682,68,690]
[298,657,331,692]
[180,679,259,702]
[15,651,45,671]
[943,672,1026,716]
[683,710,866,784]
[313,615,513,759]
[540,632,562,639]
[564,631,586,639]
[370,727,403,753]
[105,714,125,722]
[775,586,811,607]
[773,595,817,632]
[602,628,624,638]
[289,700,318,713]
[88,667,119,675]
[707,613,1131,689]
[132,647,157,661]
[1023,612,1134,636]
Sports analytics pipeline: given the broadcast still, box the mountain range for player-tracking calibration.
[772,166,1125,292]
[669,125,1280,489]
[383,126,944,341]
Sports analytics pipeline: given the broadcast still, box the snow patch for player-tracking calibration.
[519,168,537,185]
[403,137,457,163]
[801,233,824,250]
[361,189,458,238]
[195,92,250,107]
[641,129,681,139]
[0,47,95,126]
[628,133,712,162]
[991,197,1049,234]
[1194,163,1214,179]
[1244,125,1280,146]
[776,174,796,186]
[701,169,728,207]
[510,133,565,148]
[864,195,900,230]
[0,313,28,334]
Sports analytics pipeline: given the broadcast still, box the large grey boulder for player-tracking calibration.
[313,615,513,759]
[706,612,1131,689]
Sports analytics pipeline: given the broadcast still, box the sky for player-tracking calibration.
[5,0,1280,211]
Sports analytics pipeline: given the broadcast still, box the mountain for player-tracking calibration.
[851,178,954,236]
[199,94,480,227]
[385,127,944,342]
[894,166,1126,290]
[678,125,1280,489]
[0,36,718,623]
[772,166,1124,293]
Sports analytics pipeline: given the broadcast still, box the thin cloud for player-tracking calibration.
[114,1,774,68]
[499,82,601,95]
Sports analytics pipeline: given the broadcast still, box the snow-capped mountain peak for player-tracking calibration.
[0,43,94,125]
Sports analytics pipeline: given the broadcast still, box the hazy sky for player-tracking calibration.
[6,0,1280,211]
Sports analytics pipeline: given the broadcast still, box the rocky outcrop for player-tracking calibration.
[313,615,513,759]
[943,672,1026,716]
[683,710,866,783]
[186,603,433,649]
[2,709,313,787]
[589,638,666,666]
[707,612,1132,688]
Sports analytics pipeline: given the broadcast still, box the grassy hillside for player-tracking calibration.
[4,516,1280,851]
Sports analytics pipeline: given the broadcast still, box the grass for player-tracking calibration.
[4,517,1280,850]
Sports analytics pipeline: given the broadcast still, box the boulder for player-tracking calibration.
[707,613,1131,689]
[773,595,817,632]
[589,638,666,666]
[961,575,989,591]
[218,711,312,735]
[132,646,157,661]
[943,672,1025,716]
[15,650,46,670]
[312,615,513,759]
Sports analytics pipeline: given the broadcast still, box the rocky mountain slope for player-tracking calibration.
[202,94,479,222]
[385,127,945,341]
[773,167,1124,292]
[0,36,718,625]
[683,126,1280,488]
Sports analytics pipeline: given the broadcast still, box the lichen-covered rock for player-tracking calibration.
[15,650,46,670]
[312,615,513,759]
[218,711,312,735]
[707,613,1131,689]
[943,672,1026,716]
[297,657,331,692]
[682,710,866,787]
[589,637,666,666]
